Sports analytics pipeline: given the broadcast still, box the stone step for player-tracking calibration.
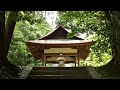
[32,67,87,71]
[29,75,92,79]
[29,66,92,79]
[30,70,89,75]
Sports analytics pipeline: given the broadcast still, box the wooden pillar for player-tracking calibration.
[75,63,76,67]
[44,55,46,66]
[77,47,80,67]
[75,56,77,67]
[42,54,44,66]
[40,46,44,66]
[77,57,79,67]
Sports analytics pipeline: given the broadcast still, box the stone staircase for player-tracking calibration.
[28,67,92,79]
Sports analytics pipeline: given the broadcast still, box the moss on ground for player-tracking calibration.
[94,61,120,79]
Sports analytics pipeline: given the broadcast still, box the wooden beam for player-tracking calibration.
[26,41,94,47]
[45,61,75,64]
[44,53,78,56]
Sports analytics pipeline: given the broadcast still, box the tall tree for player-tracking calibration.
[8,14,51,66]
[58,11,120,65]
[104,11,120,64]
[0,11,5,69]
[0,11,52,78]
[57,11,113,65]
[0,11,20,77]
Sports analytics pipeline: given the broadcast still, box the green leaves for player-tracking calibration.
[8,11,51,66]
[17,11,45,25]
[58,11,112,66]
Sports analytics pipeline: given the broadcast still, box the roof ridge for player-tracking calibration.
[39,26,69,40]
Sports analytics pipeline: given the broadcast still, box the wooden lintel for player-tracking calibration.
[44,53,78,56]
[46,61,75,64]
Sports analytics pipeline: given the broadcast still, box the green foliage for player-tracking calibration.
[57,11,112,67]
[93,11,120,78]
[17,11,45,24]
[95,62,120,79]
[7,11,114,67]
[79,52,112,67]
[8,11,51,66]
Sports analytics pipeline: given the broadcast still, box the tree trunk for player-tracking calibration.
[0,11,21,77]
[111,45,119,64]
[104,11,120,64]
[0,11,5,69]
[5,11,18,56]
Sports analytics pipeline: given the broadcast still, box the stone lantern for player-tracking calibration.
[56,54,66,67]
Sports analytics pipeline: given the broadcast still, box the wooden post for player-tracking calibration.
[44,55,46,66]
[77,47,80,67]
[42,54,44,66]
[41,46,44,66]
[77,57,79,67]
[75,56,77,67]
